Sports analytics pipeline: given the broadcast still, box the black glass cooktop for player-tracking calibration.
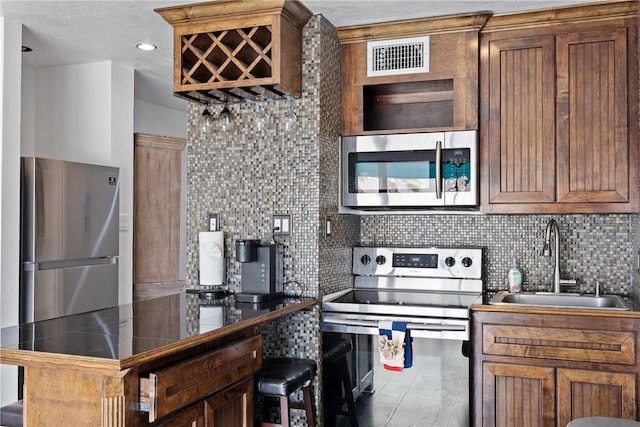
[328,289,481,308]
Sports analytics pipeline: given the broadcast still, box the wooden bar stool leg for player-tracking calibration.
[279,396,290,427]
[302,384,316,427]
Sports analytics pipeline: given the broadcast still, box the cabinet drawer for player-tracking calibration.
[139,335,261,423]
[483,324,635,364]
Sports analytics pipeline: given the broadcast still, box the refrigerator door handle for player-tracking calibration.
[24,256,118,271]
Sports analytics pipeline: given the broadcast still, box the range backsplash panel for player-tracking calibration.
[360,214,639,302]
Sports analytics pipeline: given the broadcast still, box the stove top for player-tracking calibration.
[322,246,484,339]
[323,289,482,319]
[329,289,481,308]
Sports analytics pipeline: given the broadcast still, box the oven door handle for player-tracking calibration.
[435,139,443,199]
[323,317,466,332]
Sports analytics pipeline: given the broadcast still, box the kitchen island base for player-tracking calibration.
[0,293,316,426]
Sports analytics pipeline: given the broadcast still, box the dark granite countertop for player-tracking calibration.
[0,292,316,368]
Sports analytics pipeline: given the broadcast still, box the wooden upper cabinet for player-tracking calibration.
[556,27,632,205]
[480,1,638,213]
[155,0,312,104]
[484,35,556,205]
[338,13,490,135]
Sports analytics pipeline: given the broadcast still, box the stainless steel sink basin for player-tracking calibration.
[489,291,630,310]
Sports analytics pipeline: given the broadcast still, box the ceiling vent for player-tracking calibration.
[367,36,430,77]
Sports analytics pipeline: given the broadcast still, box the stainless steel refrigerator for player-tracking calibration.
[20,157,120,323]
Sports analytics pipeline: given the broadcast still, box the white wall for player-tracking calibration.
[110,62,135,304]
[21,61,136,305]
[134,98,187,139]
[0,16,22,407]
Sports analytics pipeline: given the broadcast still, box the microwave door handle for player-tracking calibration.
[435,140,443,199]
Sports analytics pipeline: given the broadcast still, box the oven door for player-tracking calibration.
[322,312,470,340]
[341,130,478,209]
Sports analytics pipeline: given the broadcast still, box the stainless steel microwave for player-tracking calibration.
[341,131,478,210]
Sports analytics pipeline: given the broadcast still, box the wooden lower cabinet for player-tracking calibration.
[482,363,555,427]
[557,369,636,426]
[156,401,205,427]
[204,378,253,427]
[472,308,639,427]
[155,378,253,427]
[140,336,261,426]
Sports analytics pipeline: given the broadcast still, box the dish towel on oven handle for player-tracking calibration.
[378,320,413,371]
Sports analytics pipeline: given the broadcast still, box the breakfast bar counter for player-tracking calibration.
[0,292,316,426]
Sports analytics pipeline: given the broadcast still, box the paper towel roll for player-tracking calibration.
[199,231,225,286]
[199,305,224,333]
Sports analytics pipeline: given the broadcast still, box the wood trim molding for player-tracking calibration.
[483,0,638,32]
[337,12,492,44]
[155,0,312,29]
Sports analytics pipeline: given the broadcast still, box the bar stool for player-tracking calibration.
[0,400,23,427]
[567,417,640,427]
[255,358,317,427]
[322,338,359,427]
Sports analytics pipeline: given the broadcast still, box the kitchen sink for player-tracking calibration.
[489,291,630,310]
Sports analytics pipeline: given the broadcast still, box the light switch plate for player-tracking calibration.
[119,214,129,231]
[273,214,291,236]
[208,213,219,231]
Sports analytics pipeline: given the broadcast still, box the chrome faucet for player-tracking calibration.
[543,219,561,293]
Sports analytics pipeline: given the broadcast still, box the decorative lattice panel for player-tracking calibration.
[181,26,273,85]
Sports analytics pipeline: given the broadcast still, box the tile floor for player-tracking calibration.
[335,338,469,427]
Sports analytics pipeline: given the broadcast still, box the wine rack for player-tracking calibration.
[156,0,312,104]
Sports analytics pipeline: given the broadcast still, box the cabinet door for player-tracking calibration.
[155,402,205,427]
[133,133,186,287]
[482,362,555,427]
[557,368,637,427]
[556,27,633,205]
[484,35,556,206]
[204,378,253,427]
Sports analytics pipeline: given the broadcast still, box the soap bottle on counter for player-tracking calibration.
[508,258,523,293]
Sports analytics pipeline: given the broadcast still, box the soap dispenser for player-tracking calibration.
[508,258,523,293]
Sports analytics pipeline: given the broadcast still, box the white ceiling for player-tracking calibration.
[0,0,597,112]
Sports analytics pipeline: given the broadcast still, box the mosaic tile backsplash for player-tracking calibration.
[360,214,639,302]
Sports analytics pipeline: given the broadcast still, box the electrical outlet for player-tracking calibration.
[272,214,291,236]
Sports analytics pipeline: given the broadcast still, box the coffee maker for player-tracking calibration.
[235,239,284,303]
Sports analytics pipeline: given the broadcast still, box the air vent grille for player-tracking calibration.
[367,36,430,77]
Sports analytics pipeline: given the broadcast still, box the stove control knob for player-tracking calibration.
[462,257,473,268]
[444,256,456,267]
[360,255,371,265]
[376,255,386,265]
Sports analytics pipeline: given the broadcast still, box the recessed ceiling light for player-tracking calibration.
[22,46,32,52]
[136,43,156,51]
